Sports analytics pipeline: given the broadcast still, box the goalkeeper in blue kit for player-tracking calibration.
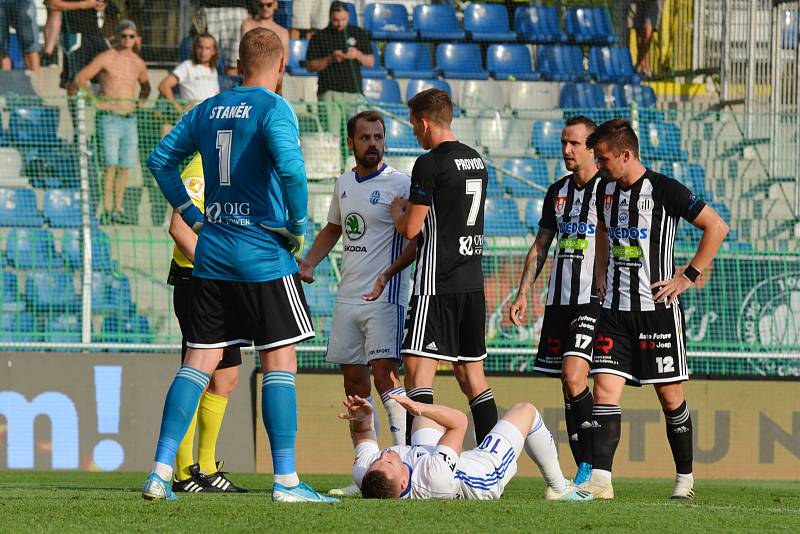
[142,28,337,503]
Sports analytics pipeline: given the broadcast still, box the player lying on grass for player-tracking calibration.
[339,395,593,500]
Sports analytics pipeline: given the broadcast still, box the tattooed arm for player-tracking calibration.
[509,228,556,327]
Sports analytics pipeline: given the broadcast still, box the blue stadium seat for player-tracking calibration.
[25,271,78,311]
[639,122,686,162]
[44,313,82,347]
[531,120,566,158]
[7,33,24,69]
[525,197,545,231]
[464,4,517,42]
[44,189,83,227]
[384,117,420,154]
[363,3,416,40]
[0,311,37,343]
[560,82,606,109]
[361,42,388,78]
[362,77,402,104]
[385,42,434,79]
[565,7,618,45]
[0,187,45,227]
[484,198,528,237]
[406,78,451,101]
[302,283,335,316]
[101,312,152,344]
[710,201,731,224]
[62,229,114,271]
[503,158,550,195]
[780,9,798,49]
[486,166,505,197]
[414,4,465,41]
[1,271,21,312]
[487,44,540,81]
[343,1,358,26]
[436,44,488,80]
[274,0,292,29]
[589,46,641,83]
[287,40,313,76]
[661,162,708,199]
[537,45,589,82]
[8,107,60,145]
[92,272,133,314]
[6,228,62,269]
[611,83,657,108]
[515,6,565,43]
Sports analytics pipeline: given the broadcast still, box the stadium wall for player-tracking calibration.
[3,352,798,480]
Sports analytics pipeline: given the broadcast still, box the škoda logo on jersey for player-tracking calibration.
[345,212,366,240]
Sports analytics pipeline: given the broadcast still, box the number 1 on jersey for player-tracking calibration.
[216,130,232,186]
[465,179,482,226]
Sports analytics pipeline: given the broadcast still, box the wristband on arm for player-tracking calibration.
[682,264,700,283]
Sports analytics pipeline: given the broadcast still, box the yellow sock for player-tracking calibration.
[197,391,229,474]
[175,409,198,481]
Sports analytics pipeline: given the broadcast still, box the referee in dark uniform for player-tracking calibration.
[390,88,497,446]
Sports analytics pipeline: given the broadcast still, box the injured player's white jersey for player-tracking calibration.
[352,441,460,499]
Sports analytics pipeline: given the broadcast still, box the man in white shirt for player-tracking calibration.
[300,110,416,495]
[341,394,594,501]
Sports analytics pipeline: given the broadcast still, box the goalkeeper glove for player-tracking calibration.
[260,221,306,258]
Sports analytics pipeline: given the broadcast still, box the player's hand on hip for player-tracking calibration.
[509,294,527,327]
[388,394,425,417]
[651,274,692,306]
[362,273,388,301]
[297,257,315,283]
[260,222,305,258]
[338,395,373,422]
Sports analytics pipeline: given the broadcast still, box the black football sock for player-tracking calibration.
[569,387,594,465]
[564,399,582,466]
[664,401,693,475]
[405,387,433,445]
[469,388,498,445]
[591,404,621,473]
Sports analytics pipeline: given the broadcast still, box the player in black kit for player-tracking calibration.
[510,116,604,485]
[581,120,728,500]
[390,88,497,446]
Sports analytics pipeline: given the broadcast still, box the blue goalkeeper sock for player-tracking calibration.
[152,365,211,475]
[262,371,299,486]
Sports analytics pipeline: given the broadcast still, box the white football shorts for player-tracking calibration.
[326,301,405,365]
[456,420,525,500]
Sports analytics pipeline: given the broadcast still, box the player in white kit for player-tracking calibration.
[300,111,416,495]
[340,395,593,501]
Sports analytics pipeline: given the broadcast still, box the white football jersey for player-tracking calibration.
[328,164,411,305]
[352,441,461,499]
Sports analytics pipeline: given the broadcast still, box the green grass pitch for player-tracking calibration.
[1,472,798,532]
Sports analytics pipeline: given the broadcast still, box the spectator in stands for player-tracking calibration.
[69,20,150,225]
[306,1,373,132]
[199,0,249,75]
[52,0,118,89]
[158,33,221,115]
[633,0,663,78]
[290,0,329,40]
[43,1,62,65]
[241,0,289,54]
[0,0,41,72]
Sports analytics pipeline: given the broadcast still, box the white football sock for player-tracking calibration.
[380,387,407,446]
[275,472,300,487]
[591,469,612,484]
[524,411,567,493]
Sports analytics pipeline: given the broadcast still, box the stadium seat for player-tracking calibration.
[406,78,451,101]
[361,42,388,78]
[25,271,78,311]
[0,187,45,227]
[384,42,434,79]
[661,162,708,199]
[362,77,402,104]
[436,44,488,80]
[8,107,60,145]
[7,33,25,69]
[515,6,565,43]
[486,44,540,81]
[101,312,152,344]
[1,271,22,312]
[287,40,314,76]
[414,4,465,41]
[484,198,528,237]
[62,229,114,271]
[384,117,420,154]
[464,4,517,42]
[531,120,566,158]
[0,147,24,185]
[589,46,641,83]
[0,311,37,343]
[611,83,657,108]
[363,3,416,40]
[525,197,546,231]
[537,45,589,82]
[565,7,618,45]
[710,201,731,224]
[486,166,505,197]
[503,158,550,195]
[302,283,335,316]
[451,117,479,147]
[343,1,358,26]
[780,8,798,49]
[44,313,82,347]
[478,117,531,157]
[92,272,133,314]
[6,228,62,269]
[44,189,84,227]
[560,82,607,109]
[639,122,686,162]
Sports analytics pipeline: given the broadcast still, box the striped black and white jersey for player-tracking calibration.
[598,170,706,311]
[408,141,487,296]
[539,174,603,306]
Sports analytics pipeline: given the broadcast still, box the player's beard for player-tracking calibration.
[355,147,384,172]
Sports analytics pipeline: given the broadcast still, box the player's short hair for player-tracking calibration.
[239,27,284,73]
[191,33,219,68]
[586,118,640,158]
[565,115,597,135]
[330,1,348,13]
[407,88,453,127]
[360,470,396,499]
[347,110,385,139]
[117,19,137,35]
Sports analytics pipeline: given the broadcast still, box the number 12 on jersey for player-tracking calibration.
[216,130,232,186]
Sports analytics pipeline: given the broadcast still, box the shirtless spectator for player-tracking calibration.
[241,0,288,54]
[69,20,150,225]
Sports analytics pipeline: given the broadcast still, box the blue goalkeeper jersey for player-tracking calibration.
[148,86,308,282]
